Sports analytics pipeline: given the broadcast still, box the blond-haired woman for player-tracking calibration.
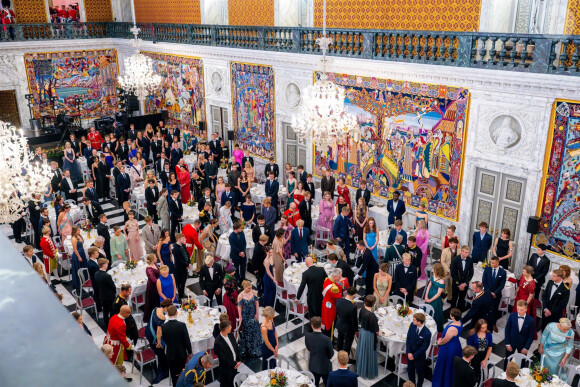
[260,306,278,370]
[156,265,176,303]
[237,279,262,358]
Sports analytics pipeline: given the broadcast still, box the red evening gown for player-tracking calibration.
[337,185,352,217]
[144,266,160,321]
[178,167,191,204]
[512,276,537,338]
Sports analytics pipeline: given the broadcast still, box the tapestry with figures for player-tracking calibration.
[313,72,469,221]
[24,49,119,120]
[230,62,276,160]
[142,52,206,139]
[536,100,580,260]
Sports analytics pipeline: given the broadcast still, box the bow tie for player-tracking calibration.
[518,316,525,319]
[404,266,409,269]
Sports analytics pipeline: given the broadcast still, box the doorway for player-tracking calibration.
[210,105,229,140]
[470,168,526,268]
[282,122,307,183]
[0,90,21,128]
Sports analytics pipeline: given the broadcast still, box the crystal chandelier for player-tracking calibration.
[291,0,359,149]
[0,120,52,223]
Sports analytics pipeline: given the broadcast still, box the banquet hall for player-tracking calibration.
[1,0,580,387]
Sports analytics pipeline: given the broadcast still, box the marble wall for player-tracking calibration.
[2,38,580,272]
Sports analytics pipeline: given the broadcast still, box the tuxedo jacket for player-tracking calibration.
[116,173,131,193]
[297,170,307,185]
[461,291,495,325]
[168,198,184,221]
[94,270,116,304]
[172,243,190,270]
[298,199,313,230]
[387,228,407,246]
[320,176,335,198]
[305,331,333,375]
[504,312,534,350]
[305,181,316,200]
[450,256,474,285]
[162,320,192,361]
[264,163,279,179]
[242,156,254,167]
[452,357,475,387]
[84,201,103,225]
[197,196,215,212]
[526,253,550,285]
[145,186,160,211]
[252,224,272,244]
[481,266,507,296]
[357,248,379,280]
[297,265,326,310]
[214,333,241,377]
[60,178,78,200]
[51,168,63,192]
[335,297,358,333]
[199,264,224,294]
[264,179,279,204]
[336,259,354,289]
[356,188,370,207]
[386,199,406,224]
[542,280,570,316]
[117,144,129,163]
[406,323,432,358]
[393,264,417,297]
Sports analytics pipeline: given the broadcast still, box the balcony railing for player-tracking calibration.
[1,22,579,76]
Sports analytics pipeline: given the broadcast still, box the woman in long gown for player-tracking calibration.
[286,171,297,209]
[57,203,73,241]
[129,157,143,189]
[240,194,256,226]
[244,161,255,183]
[215,176,226,207]
[177,165,191,204]
[260,307,277,370]
[232,144,244,166]
[263,249,276,307]
[415,219,429,280]
[513,265,537,337]
[279,215,293,260]
[272,229,285,285]
[336,177,352,216]
[143,254,160,321]
[363,217,379,262]
[493,228,513,270]
[372,263,392,310]
[424,263,446,332]
[70,226,87,289]
[146,298,171,384]
[110,226,129,262]
[124,211,144,260]
[166,172,181,197]
[317,192,335,240]
[356,295,379,379]
[102,146,115,168]
[466,319,493,383]
[63,142,82,183]
[432,308,463,387]
[539,319,574,382]
[222,267,240,328]
[238,171,250,207]
[237,280,262,358]
[293,181,305,206]
[156,265,177,303]
[156,230,174,273]
[354,197,368,242]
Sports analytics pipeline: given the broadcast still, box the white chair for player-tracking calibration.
[64,199,77,206]
[72,289,97,316]
[428,331,439,370]
[421,267,433,298]
[286,299,308,333]
[506,353,531,368]
[233,373,249,387]
[131,347,158,385]
[389,295,405,305]
[130,284,147,312]
[132,312,147,348]
[217,305,227,314]
[234,319,242,341]
[266,354,291,370]
[563,364,580,385]
[301,371,315,383]
[195,294,211,306]
[78,267,92,296]
[111,260,123,268]
[314,225,331,248]
[498,296,511,317]
[418,303,435,318]
[274,281,294,311]
[377,336,389,372]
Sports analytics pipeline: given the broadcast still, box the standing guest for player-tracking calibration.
[129,157,143,189]
[335,195,350,219]
[209,132,222,163]
[353,197,368,242]
[240,193,256,226]
[214,320,241,387]
[387,190,406,225]
[157,188,170,230]
[283,201,301,227]
[335,286,358,359]
[145,179,160,222]
[264,172,279,212]
[263,248,277,307]
[327,351,358,387]
[83,180,99,203]
[170,143,183,171]
[244,161,255,183]
[504,300,535,368]
[363,217,379,264]
[110,226,129,263]
[321,169,336,199]
[298,190,313,231]
[116,165,131,204]
[279,215,294,260]
[356,295,379,379]
[526,244,550,298]
[471,222,492,263]
[512,267,537,330]
[492,228,513,269]
[466,319,493,383]
[492,362,519,387]
[81,196,102,225]
[461,281,495,330]
[86,247,101,313]
[452,346,477,387]
[432,308,463,387]
[94,258,116,329]
[205,154,218,190]
[232,144,244,166]
[97,214,111,260]
[538,318,574,382]
[237,280,262,357]
[199,219,218,254]
[385,234,405,262]
[333,206,353,260]
[168,190,183,242]
[355,179,371,207]
[541,269,570,329]
[440,236,458,301]
[450,245,474,311]
[415,204,428,228]
[171,233,190,300]
[406,312,432,387]
[124,211,143,260]
[72,311,92,336]
[296,165,307,185]
[330,252,353,288]
[166,173,181,198]
[290,219,311,262]
[442,225,459,249]
[199,255,224,305]
[162,305,192,387]
[260,306,279,370]
[229,221,247,281]
[306,316,334,386]
[112,284,139,344]
[252,234,269,295]
[284,163,293,182]
[191,171,205,203]
[252,214,272,244]
[272,228,286,284]
[373,262,392,310]
[317,192,335,240]
[321,268,348,337]
[220,183,237,210]
[262,198,277,230]
[103,305,134,367]
[356,239,380,297]
[40,227,60,284]
[142,216,161,256]
[112,161,122,200]
[50,161,63,195]
[296,256,327,317]
[223,267,240,326]
[145,298,171,384]
[70,226,87,289]
[159,160,171,187]
[560,264,574,290]
[157,265,177,303]
[293,181,306,205]
[414,219,429,280]
[157,229,174,273]
[482,256,506,331]
[63,142,82,183]
[57,203,73,240]
[424,263,446,331]
[393,253,417,303]
[264,158,279,180]
[219,201,234,233]
[404,236,423,274]
[98,155,111,199]
[305,174,316,201]
[182,220,204,274]
[143,254,160,321]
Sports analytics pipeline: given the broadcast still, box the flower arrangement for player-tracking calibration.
[184,150,191,156]
[397,303,412,317]
[80,220,94,236]
[181,298,197,312]
[531,363,553,384]
[481,258,488,268]
[267,370,288,387]
[241,220,247,229]
[125,259,138,271]
[46,145,65,159]
[187,198,196,207]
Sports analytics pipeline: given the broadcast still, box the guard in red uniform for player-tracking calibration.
[182,220,205,274]
[103,305,133,365]
[67,5,77,22]
[88,126,103,150]
[320,270,348,339]
[1,0,15,40]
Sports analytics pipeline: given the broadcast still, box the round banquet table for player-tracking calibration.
[183,154,198,171]
[241,369,315,387]
[472,262,516,299]
[77,157,90,176]
[376,305,437,356]
[107,261,148,290]
[183,205,200,221]
[283,261,334,303]
[496,368,570,387]
[176,305,221,353]
[63,229,102,256]
[49,204,82,233]
[132,186,146,201]
[249,184,287,205]
[215,228,254,262]
[376,229,390,258]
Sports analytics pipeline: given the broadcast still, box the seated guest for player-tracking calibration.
[481,256,506,331]
[504,300,534,368]
[406,312,432,387]
[393,253,417,304]
[466,319,493,383]
[384,234,405,262]
[452,346,477,387]
[327,350,358,387]
[541,269,570,330]
[539,318,574,382]
[492,362,519,387]
[461,281,495,330]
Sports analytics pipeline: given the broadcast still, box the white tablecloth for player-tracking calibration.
[241,369,314,387]
[283,262,334,303]
[108,261,148,289]
[183,154,197,171]
[177,305,220,353]
[132,186,145,201]
[377,305,437,355]
[63,229,100,256]
[250,184,288,205]
[497,368,569,386]
[377,230,391,258]
[472,263,516,299]
[77,157,90,176]
[183,205,200,221]
[50,204,82,232]
[215,228,254,262]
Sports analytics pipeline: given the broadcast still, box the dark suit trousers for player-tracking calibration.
[207,289,223,306]
[168,356,187,387]
[102,299,114,328]
[312,371,328,387]
[147,205,158,222]
[256,268,265,295]
[220,369,237,387]
[11,218,25,240]
[408,354,426,387]
[232,256,247,282]
[336,328,355,356]
[338,237,350,261]
[170,218,181,243]
[451,283,468,311]
[542,311,562,330]
[175,266,187,299]
[364,275,374,296]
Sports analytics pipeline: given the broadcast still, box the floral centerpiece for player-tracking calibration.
[182,298,198,324]
[396,303,412,317]
[531,363,553,384]
[80,219,94,237]
[240,220,247,229]
[481,258,488,268]
[267,370,288,387]
[125,259,138,271]
[187,198,196,207]
[46,145,65,159]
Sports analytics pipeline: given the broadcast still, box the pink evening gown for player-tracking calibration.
[416,228,429,280]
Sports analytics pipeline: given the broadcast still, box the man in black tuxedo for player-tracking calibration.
[264,172,279,212]
[116,165,131,204]
[393,253,417,303]
[156,152,169,175]
[28,195,41,247]
[145,179,160,222]
[492,362,519,387]
[252,214,272,244]
[264,158,279,180]
[305,317,334,387]
[112,161,122,200]
[541,269,570,329]
[50,161,63,195]
[60,170,78,201]
[117,138,129,163]
[161,305,192,387]
[172,233,190,299]
[81,196,103,225]
[329,253,353,288]
[296,256,327,317]
[461,281,495,329]
[406,312,432,387]
[68,134,80,155]
[355,179,371,207]
[450,246,474,311]
[252,235,269,296]
[214,320,241,387]
[305,174,316,201]
[127,124,138,141]
[197,188,215,212]
[298,190,313,231]
[504,300,535,368]
[242,155,254,168]
[97,214,111,260]
[191,171,205,202]
[205,154,218,190]
[159,161,171,188]
[199,255,224,305]
[296,165,308,185]
[97,154,111,199]
[335,286,358,359]
[209,133,222,164]
[452,346,477,387]
[355,240,379,296]
[94,258,116,327]
[168,190,183,242]
[38,207,52,244]
[526,244,551,298]
[320,169,335,199]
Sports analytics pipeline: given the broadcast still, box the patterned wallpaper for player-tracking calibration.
[134,0,201,23]
[84,0,113,22]
[13,0,47,23]
[228,0,274,26]
[564,0,580,34]
[313,0,482,32]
